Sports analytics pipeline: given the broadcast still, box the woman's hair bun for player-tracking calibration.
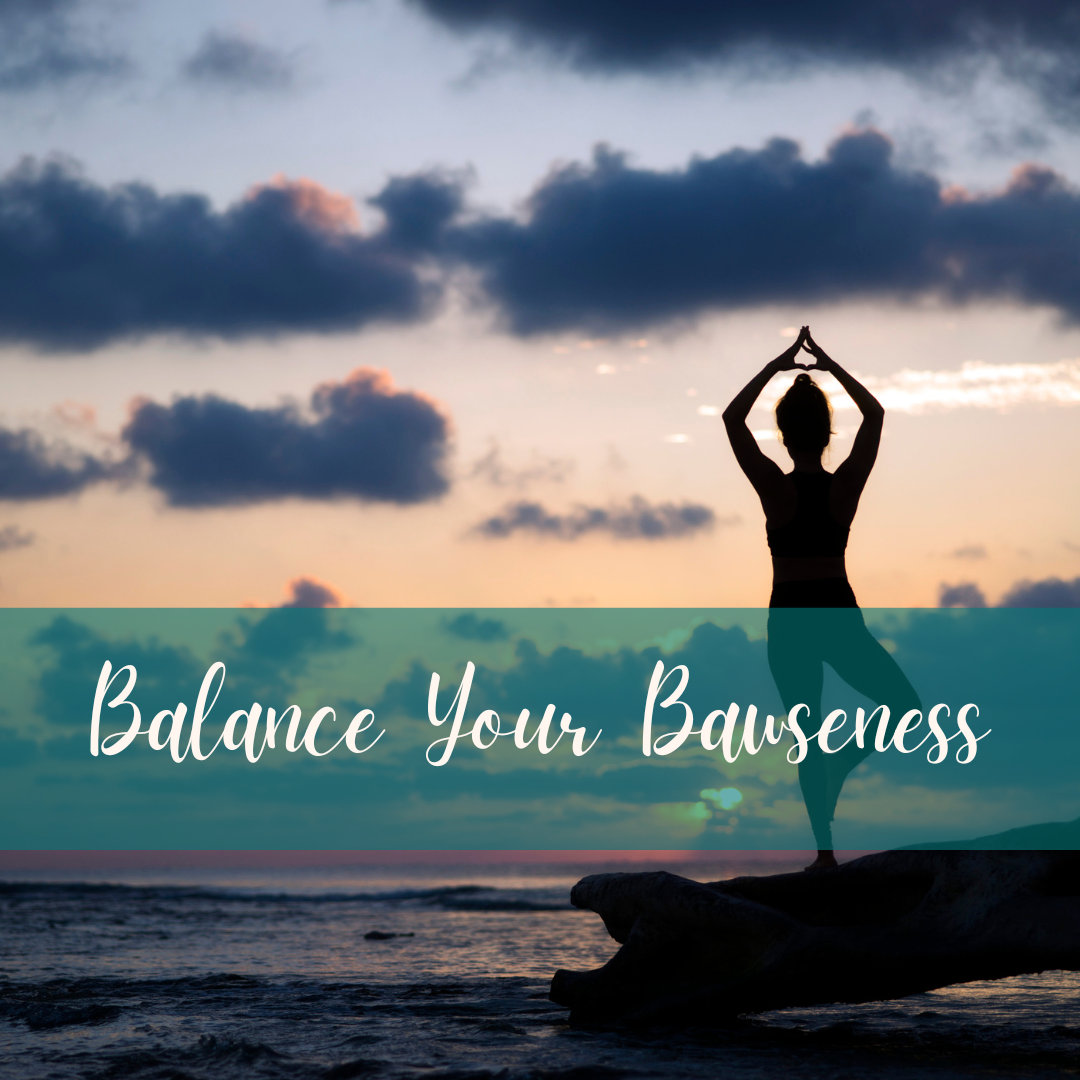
[775,371,833,452]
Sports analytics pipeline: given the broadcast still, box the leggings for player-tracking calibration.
[767,578,921,850]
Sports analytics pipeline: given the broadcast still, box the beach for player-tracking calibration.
[2,861,1078,1080]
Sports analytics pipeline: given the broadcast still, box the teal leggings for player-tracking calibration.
[767,594,921,849]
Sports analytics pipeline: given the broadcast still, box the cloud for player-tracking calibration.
[401,0,1080,120]
[949,544,988,560]
[22,134,1080,348]
[467,441,572,488]
[0,370,450,510]
[25,131,1080,348]
[414,131,1080,334]
[368,169,470,255]
[436,132,941,333]
[832,359,1080,415]
[379,620,780,755]
[472,496,725,540]
[938,582,988,608]
[122,367,451,507]
[33,609,354,729]
[0,0,129,93]
[0,426,113,499]
[759,358,1080,417]
[939,575,1080,607]
[0,158,455,350]
[973,124,1052,159]
[999,576,1080,607]
[441,612,510,641]
[181,30,296,91]
[32,616,203,727]
[281,576,343,608]
[0,523,34,549]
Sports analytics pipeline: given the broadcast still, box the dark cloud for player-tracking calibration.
[0,158,454,350]
[402,1,1080,118]
[281,576,343,608]
[0,523,34,549]
[33,609,354,729]
[0,370,450,510]
[219,608,354,691]
[181,30,296,91]
[0,0,129,93]
[938,576,1080,607]
[369,170,469,255]
[122,367,451,507]
[21,130,1080,348]
[473,496,723,540]
[377,621,782,791]
[938,582,988,607]
[999,575,1080,607]
[32,615,203,727]
[442,612,510,641]
[0,427,112,499]
[411,130,1080,334]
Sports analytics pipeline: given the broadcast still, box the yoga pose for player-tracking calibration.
[723,327,920,870]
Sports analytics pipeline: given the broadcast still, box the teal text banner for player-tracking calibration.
[0,608,1075,850]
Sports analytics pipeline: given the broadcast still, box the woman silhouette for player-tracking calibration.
[723,326,920,870]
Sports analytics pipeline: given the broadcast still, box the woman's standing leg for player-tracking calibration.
[767,608,832,858]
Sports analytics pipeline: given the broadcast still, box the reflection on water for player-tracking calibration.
[1,862,1078,1080]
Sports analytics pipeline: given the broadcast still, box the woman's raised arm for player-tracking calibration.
[801,331,884,498]
[723,326,808,496]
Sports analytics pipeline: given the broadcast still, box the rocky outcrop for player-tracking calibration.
[549,850,1080,1025]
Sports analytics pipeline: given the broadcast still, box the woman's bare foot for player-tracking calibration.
[804,850,838,871]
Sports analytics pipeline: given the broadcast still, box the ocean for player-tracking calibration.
[1,861,1078,1079]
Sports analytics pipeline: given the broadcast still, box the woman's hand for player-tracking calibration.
[800,330,834,373]
[723,325,809,429]
[770,325,810,371]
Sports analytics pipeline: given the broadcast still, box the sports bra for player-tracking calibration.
[766,471,850,557]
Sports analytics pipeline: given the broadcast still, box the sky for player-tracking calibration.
[1,0,1079,608]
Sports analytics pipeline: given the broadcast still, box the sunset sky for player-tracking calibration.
[2,0,1079,609]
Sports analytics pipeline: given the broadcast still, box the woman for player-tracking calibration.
[723,326,920,870]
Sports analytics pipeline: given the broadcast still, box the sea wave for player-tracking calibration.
[0,879,572,910]
[3,970,1080,1080]
[3,869,1079,1080]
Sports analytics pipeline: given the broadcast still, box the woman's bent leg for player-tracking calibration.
[820,610,922,822]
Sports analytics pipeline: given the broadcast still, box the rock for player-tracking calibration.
[549,850,1080,1025]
